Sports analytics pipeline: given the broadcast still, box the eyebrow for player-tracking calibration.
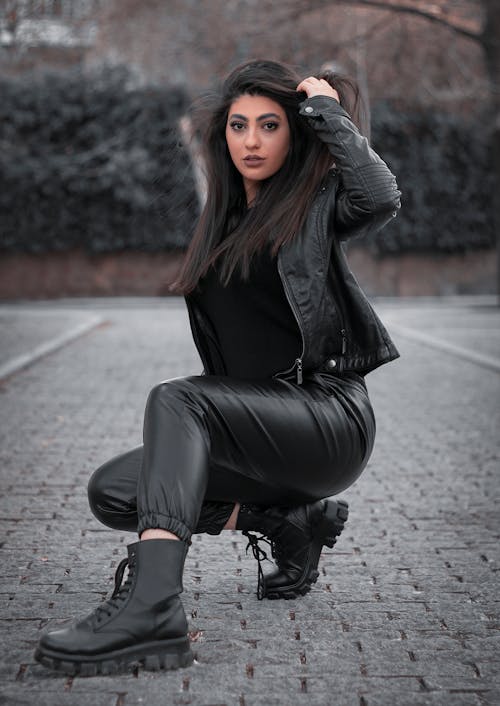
[228,113,282,122]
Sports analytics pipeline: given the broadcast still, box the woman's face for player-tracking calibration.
[225,94,290,205]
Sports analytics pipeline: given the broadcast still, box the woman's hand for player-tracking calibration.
[297,77,340,103]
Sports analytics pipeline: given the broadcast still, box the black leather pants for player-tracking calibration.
[87,372,376,542]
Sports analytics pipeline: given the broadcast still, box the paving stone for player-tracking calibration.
[0,298,499,705]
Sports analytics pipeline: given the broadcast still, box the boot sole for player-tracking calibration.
[264,499,349,600]
[34,636,194,676]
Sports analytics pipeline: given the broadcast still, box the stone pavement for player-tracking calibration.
[0,296,499,706]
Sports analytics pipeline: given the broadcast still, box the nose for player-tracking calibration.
[244,125,260,149]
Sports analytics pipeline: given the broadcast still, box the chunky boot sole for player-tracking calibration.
[264,499,349,600]
[34,636,194,676]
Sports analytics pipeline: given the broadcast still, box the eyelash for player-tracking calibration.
[230,121,279,131]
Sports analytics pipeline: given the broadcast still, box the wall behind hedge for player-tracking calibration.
[0,66,199,253]
[0,67,494,256]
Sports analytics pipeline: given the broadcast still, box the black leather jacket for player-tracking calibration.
[185,94,401,383]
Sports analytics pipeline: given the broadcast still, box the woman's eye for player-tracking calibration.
[263,122,278,130]
[230,121,245,130]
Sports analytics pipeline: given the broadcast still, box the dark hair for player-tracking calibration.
[173,59,369,294]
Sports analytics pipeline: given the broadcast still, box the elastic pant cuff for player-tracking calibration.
[137,512,192,543]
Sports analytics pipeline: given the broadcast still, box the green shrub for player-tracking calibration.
[0,68,494,256]
[0,66,199,253]
[367,103,495,253]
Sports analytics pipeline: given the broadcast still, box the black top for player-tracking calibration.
[192,245,302,379]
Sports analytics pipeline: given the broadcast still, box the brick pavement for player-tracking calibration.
[0,297,499,706]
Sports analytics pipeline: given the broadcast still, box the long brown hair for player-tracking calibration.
[173,59,369,294]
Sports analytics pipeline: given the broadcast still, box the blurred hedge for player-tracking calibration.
[367,103,495,254]
[0,66,199,253]
[0,67,495,256]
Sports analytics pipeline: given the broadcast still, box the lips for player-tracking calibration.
[243,156,265,169]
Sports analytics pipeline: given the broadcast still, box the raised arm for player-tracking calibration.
[297,77,401,240]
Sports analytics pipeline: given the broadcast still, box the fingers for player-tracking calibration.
[296,77,321,92]
[297,77,340,102]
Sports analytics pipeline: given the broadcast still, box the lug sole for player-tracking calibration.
[34,636,194,676]
[264,499,349,600]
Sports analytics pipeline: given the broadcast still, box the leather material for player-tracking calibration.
[88,372,375,539]
[194,501,234,535]
[185,95,401,381]
[38,539,188,657]
[237,498,348,597]
[263,498,349,594]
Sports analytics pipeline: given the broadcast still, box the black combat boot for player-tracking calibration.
[35,539,193,675]
[237,498,349,600]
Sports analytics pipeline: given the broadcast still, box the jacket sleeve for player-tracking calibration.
[299,95,401,240]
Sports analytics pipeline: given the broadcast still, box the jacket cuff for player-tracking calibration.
[299,95,349,121]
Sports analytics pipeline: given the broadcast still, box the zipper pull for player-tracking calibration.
[341,329,347,355]
[295,358,303,385]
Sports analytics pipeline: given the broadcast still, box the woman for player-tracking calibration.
[35,59,401,676]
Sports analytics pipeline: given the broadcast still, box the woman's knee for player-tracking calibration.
[87,449,139,530]
[87,465,138,531]
[87,462,114,518]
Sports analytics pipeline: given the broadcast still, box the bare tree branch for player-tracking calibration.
[244,11,394,49]
[281,0,481,42]
[330,14,397,49]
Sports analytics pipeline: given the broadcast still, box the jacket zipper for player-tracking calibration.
[329,251,349,370]
[276,253,305,385]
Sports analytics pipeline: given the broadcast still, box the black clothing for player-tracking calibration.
[185,95,402,384]
[237,498,349,600]
[88,371,375,540]
[191,245,301,380]
[88,95,398,544]
[35,539,193,674]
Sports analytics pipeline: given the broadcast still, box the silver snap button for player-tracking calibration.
[326,359,337,370]
[305,106,314,114]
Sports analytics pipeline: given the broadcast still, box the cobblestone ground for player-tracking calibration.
[0,297,499,706]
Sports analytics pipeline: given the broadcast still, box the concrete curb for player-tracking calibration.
[0,314,104,381]
[390,323,500,373]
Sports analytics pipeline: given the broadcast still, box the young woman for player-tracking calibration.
[35,59,400,676]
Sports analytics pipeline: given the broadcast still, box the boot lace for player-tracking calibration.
[94,556,134,624]
[243,531,273,601]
